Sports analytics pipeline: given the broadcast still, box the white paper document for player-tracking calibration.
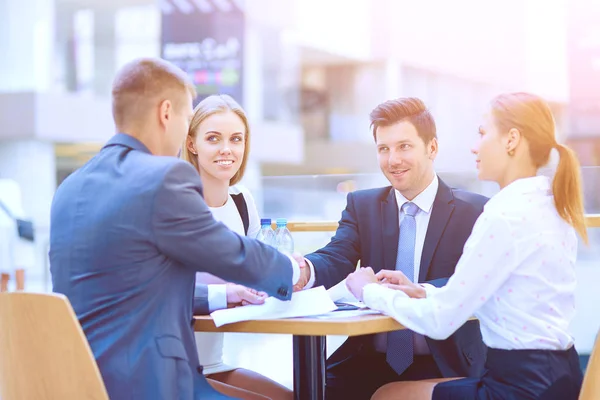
[313,309,381,319]
[211,286,337,327]
[327,278,366,308]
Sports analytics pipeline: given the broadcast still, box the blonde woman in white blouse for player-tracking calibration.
[182,95,293,400]
[346,92,587,400]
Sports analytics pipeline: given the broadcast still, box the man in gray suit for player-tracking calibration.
[50,58,305,400]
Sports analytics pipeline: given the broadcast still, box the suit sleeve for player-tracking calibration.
[193,284,210,315]
[427,278,449,288]
[193,283,227,315]
[305,193,362,289]
[152,162,293,300]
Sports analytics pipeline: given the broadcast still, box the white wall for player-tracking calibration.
[524,0,569,102]
[0,0,55,92]
[292,0,372,61]
[371,0,528,90]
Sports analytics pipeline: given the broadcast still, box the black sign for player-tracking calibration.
[160,0,245,106]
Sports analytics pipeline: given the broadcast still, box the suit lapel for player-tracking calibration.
[380,188,399,273]
[419,179,455,282]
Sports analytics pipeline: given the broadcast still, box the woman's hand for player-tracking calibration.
[376,270,426,299]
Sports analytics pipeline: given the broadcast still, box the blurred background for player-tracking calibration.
[1,0,599,389]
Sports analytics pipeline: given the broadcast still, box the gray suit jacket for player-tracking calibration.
[194,284,209,315]
[50,133,293,400]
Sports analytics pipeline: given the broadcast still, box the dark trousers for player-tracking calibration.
[432,347,583,400]
[326,351,442,400]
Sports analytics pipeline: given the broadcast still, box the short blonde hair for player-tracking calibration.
[182,95,250,186]
[111,58,197,129]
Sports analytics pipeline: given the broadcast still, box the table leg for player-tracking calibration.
[293,335,326,400]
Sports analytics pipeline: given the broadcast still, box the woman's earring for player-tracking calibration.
[507,149,515,156]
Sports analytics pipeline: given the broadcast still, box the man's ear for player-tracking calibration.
[428,138,439,160]
[158,99,172,127]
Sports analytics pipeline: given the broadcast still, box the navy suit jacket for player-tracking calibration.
[306,179,488,377]
[50,134,293,400]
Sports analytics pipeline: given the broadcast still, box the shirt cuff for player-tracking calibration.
[207,284,228,312]
[420,283,438,298]
[303,258,317,289]
[286,254,300,285]
[363,283,408,311]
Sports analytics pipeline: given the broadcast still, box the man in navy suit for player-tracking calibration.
[50,58,304,400]
[294,98,488,400]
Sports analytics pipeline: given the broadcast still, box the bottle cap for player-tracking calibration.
[276,218,287,226]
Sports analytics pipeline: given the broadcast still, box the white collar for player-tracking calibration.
[485,175,551,212]
[394,174,439,214]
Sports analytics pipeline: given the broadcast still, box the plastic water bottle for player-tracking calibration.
[255,218,275,246]
[274,218,294,254]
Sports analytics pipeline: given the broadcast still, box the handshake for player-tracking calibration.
[226,255,425,307]
[288,253,426,303]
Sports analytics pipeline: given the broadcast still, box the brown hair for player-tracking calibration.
[182,95,250,186]
[491,92,588,243]
[369,97,437,143]
[111,57,196,129]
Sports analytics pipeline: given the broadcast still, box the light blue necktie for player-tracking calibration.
[386,201,419,375]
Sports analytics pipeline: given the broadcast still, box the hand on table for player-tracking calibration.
[226,283,268,307]
[376,270,426,299]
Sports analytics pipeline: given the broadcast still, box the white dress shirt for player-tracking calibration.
[364,176,578,351]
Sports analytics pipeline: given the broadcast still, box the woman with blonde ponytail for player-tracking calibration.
[345,92,586,400]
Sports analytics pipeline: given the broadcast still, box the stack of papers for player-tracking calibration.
[319,279,380,318]
[211,286,337,327]
[210,280,381,327]
[313,309,381,319]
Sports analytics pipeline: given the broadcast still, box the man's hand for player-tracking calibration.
[376,270,426,299]
[225,283,267,308]
[346,267,378,301]
[292,253,310,292]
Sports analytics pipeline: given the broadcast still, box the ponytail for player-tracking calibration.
[489,92,587,243]
[553,143,588,244]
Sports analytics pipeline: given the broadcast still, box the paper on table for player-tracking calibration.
[211,286,337,327]
[327,278,361,303]
[338,301,368,309]
[312,309,381,319]
[327,278,368,309]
